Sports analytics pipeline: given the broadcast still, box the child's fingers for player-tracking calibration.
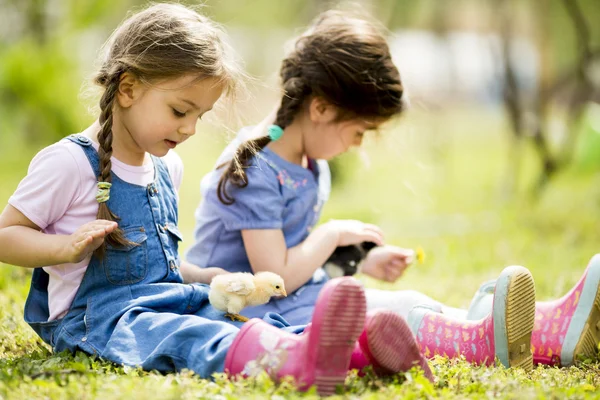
[362,226,384,245]
[75,229,108,247]
[385,246,414,264]
[360,231,384,246]
[77,221,115,235]
[74,234,93,248]
[363,222,382,231]
[390,255,410,270]
[401,250,415,265]
[384,266,402,282]
[95,219,117,224]
[102,222,119,233]
[87,228,111,239]
[88,220,118,232]
[363,223,384,238]
[78,220,117,234]
[391,259,403,267]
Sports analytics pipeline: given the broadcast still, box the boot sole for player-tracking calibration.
[493,266,536,371]
[310,278,366,395]
[561,254,600,366]
[362,310,434,381]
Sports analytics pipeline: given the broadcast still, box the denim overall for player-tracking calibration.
[23,134,302,377]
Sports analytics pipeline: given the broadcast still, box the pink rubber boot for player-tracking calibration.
[408,266,536,370]
[349,310,434,381]
[224,277,366,396]
[531,254,600,366]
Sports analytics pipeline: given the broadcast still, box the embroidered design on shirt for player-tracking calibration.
[276,170,308,190]
[242,330,290,378]
[257,154,309,191]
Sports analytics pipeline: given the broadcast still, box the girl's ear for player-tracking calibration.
[116,72,144,108]
[308,96,337,124]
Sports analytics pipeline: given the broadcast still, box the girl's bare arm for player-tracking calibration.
[242,224,339,293]
[0,204,116,268]
[243,219,385,293]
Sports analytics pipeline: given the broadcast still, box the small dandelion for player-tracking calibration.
[416,246,426,264]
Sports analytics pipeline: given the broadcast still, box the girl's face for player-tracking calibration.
[303,99,384,160]
[116,73,224,158]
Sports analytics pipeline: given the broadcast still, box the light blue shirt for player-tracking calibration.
[186,129,331,324]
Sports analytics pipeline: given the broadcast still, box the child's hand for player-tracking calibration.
[360,245,414,283]
[325,219,384,247]
[180,262,229,284]
[196,267,229,284]
[64,220,118,263]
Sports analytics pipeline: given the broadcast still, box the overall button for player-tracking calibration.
[169,260,178,271]
[77,137,90,144]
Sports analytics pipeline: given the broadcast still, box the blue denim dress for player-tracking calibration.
[23,135,302,378]
[187,144,332,326]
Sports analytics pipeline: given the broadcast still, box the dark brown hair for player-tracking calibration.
[217,10,405,205]
[93,3,240,256]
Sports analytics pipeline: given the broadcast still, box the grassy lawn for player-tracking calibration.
[0,106,599,399]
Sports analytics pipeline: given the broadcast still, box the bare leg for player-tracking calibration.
[365,288,468,320]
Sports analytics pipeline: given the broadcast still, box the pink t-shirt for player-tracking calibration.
[9,138,183,321]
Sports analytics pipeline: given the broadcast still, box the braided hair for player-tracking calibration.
[92,3,241,256]
[217,10,405,205]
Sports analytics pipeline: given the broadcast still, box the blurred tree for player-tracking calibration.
[0,0,145,148]
[0,0,322,149]
[497,0,599,196]
[0,39,83,143]
[1,0,598,197]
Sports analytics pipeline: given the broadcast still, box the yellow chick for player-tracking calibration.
[209,271,287,322]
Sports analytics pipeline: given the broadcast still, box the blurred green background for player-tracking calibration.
[1,1,600,398]
[1,0,599,312]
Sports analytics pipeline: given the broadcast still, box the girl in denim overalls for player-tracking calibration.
[0,4,435,395]
[187,9,600,371]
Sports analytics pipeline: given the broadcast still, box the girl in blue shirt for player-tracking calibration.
[187,9,600,371]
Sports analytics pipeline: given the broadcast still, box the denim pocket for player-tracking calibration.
[103,226,148,285]
[165,223,183,252]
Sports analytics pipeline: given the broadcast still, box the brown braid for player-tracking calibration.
[93,70,138,258]
[217,60,310,205]
[217,10,404,206]
[89,3,243,255]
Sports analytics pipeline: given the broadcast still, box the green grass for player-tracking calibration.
[1,106,599,399]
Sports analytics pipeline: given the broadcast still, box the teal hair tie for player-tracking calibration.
[96,181,112,203]
[267,125,284,141]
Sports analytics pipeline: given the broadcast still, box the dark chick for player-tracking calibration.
[323,242,378,278]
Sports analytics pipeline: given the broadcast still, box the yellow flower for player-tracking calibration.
[416,246,426,264]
